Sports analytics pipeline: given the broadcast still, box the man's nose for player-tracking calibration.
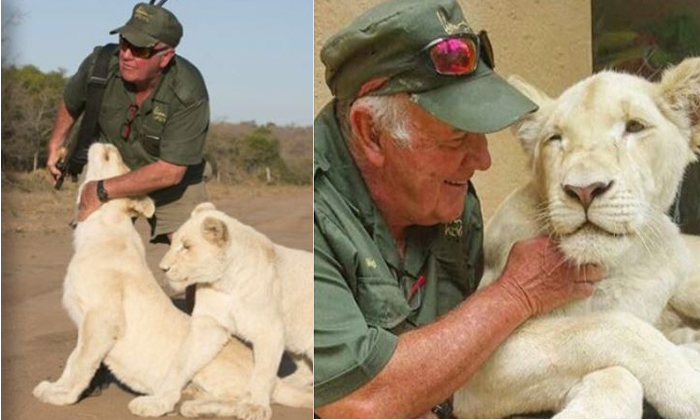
[465,133,491,171]
[120,47,134,60]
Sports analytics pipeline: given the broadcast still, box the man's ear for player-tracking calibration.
[191,202,216,217]
[507,75,554,159]
[658,57,700,155]
[159,48,176,69]
[349,103,385,167]
[201,216,229,248]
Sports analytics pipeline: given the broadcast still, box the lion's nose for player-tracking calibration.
[563,181,614,210]
[159,262,170,272]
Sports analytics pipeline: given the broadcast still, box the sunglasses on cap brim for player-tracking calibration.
[422,30,495,76]
[119,36,169,59]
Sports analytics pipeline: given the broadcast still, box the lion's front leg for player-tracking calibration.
[33,309,123,405]
[662,264,700,353]
[234,320,286,420]
[554,367,643,419]
[455,312,700,419]
[179,397,240,418]
[128,315,229,417]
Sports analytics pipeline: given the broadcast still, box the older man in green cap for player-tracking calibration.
[314,0,601,417]
[46,2,207,311]
[46,2,208,245]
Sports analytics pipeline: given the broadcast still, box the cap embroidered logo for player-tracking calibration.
[436,10,472,35]
[135,6,152,22]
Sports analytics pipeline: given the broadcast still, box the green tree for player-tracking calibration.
[1,65,67,171]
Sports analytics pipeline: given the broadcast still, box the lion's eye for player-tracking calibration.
[546,134,562,143]
[625,120,646,133]
[182,242,191,251]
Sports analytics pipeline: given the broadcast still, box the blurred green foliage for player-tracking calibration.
[1,65,311,185]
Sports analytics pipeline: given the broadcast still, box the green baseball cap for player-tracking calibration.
[321,0,537,133]
[110,3,183,48]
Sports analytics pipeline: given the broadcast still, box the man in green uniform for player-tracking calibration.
[46,2,208,245]
[314,0,602,417]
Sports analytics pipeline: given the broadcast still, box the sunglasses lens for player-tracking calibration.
[119,37,152,58]
[133,47,151,59]
[429,37,478,75]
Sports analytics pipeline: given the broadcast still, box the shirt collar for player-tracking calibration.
[314,101,436,275]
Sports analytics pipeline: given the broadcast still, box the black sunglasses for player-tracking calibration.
[119,36,169,59]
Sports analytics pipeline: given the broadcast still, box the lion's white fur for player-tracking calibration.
[454,59,700,418]
[128,203,313,420]
[33,143,312,417]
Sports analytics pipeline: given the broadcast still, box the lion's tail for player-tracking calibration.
[272,379,313,408]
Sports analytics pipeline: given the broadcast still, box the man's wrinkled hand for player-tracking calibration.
[78,180,102,222]
[498,237,604,317]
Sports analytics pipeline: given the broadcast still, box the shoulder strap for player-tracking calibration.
[64,43,118,177]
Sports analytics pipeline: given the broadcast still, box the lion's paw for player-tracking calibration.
[180,399,236,418]
[33,380,79,405]
[128,394,178,417]
[234,396,272,420]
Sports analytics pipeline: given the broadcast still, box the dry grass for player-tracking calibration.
[2,170,78,234]
[1,169,312,235]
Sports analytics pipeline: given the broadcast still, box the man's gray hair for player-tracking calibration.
[337,95,414,147]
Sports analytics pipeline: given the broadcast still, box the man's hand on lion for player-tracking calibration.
[497,237,602,317]
[78,180,103,222]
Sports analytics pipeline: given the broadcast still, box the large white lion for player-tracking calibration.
[33,143,312,417]
[453,58,700,418]
[128,202,313,420]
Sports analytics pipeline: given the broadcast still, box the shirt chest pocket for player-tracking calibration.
[356,276,411,330]
[139,115,166,156]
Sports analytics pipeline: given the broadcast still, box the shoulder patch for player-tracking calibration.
[169,55,209,105]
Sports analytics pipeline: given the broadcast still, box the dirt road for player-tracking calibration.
[1,179,313,420]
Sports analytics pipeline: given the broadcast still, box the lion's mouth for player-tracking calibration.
[570,221,624,238]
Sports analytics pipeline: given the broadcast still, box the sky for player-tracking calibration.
[2,0,313,125]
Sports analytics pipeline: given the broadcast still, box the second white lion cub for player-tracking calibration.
[130,202,313,420]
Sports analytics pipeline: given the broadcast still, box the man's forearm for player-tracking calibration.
[103,160,187,199]
[316,280,531,419]
[47,102,77,153]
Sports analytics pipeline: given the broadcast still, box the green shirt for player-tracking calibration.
[64,45,209,201]
[313,102,484,407]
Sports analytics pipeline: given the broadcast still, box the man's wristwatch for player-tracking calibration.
[96,180,110,203]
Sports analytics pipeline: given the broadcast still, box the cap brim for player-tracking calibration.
[411,64,538,134]
[109,25,158,48]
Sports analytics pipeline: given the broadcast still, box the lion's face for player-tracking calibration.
[84,143,130,181]
[511,59,700,265]
[78,143,154,219]
[160,203,229,293]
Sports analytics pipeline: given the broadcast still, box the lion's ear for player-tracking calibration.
[507,76,553,158]
[128,196,155,218]
[659,57,700,153]
[191,202,217,217]
[202,216,229,247]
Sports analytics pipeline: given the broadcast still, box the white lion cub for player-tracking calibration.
[130,202,313,420]
[453,58,700,418]
[35,144,311,418]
